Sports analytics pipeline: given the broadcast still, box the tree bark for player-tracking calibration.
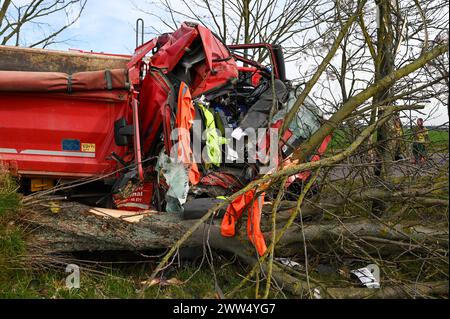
[22,201,448,255]
[372,0,396,216]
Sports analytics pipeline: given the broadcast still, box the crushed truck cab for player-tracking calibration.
[0,22,331,250]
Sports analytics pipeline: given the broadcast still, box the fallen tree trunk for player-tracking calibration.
[23,202,448,255]
[20,201,448,298]
[279,220,449,249]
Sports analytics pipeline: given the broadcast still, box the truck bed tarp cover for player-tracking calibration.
[0,69,129,92]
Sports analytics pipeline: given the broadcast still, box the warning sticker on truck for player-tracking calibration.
[62,139,80,151]
[82,143,96,153]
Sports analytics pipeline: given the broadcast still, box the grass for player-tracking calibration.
[0,169,24,272]
[328,127,449,152]
[428,130,450,149]
[0,259,259,299]
[0,169,20,218]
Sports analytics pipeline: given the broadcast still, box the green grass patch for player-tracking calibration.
[0,170,24,272]
[0,261,258,299]
[0,170,20,217]
[428,130,449,149]
[327,128,449,152]
[0,225,25,260]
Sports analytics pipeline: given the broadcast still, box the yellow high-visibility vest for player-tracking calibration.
[197,103,227,168]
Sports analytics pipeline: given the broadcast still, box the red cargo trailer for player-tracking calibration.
[0,89,130,179]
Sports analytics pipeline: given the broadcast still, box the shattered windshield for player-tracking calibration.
[273,86,324,140]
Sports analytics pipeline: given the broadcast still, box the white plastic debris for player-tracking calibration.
[276,258,303,270]
[156,153,190,213]
[313,288,322,299]
[351,264,380,288]
[226,145,239,161]
[231,127,247,140]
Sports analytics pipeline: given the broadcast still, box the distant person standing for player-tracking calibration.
[393,117,406,161]
[412,118,430,164]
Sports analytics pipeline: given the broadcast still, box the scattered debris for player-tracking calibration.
[313,288,322,299]
[88,208,156,223]
[276,258,304,271]
[351,264,380,289]
[141,277,184,288]
[49,201,61,214]
[156,153,190,214]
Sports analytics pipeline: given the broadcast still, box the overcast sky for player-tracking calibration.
[46,0,149,54]
[21,0,449,126]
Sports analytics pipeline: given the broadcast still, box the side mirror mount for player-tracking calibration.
[114,118,134,146]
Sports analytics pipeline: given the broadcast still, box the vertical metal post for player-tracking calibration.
[136,18,144,48]
[132,96,144,181]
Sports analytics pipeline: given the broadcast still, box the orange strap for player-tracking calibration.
[221,190,267,256]
[176,82,200,185]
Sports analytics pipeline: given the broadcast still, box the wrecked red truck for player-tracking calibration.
[0,22,330,255]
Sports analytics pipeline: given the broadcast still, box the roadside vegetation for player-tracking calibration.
[329,127,449,152]
[1,163,448,299]
[0,170,258,299]
[0,259,257,299]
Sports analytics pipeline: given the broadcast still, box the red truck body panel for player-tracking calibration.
[0,90,130,178]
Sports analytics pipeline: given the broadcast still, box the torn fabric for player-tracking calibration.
[221,190,267,256]
[175,82,201,185]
